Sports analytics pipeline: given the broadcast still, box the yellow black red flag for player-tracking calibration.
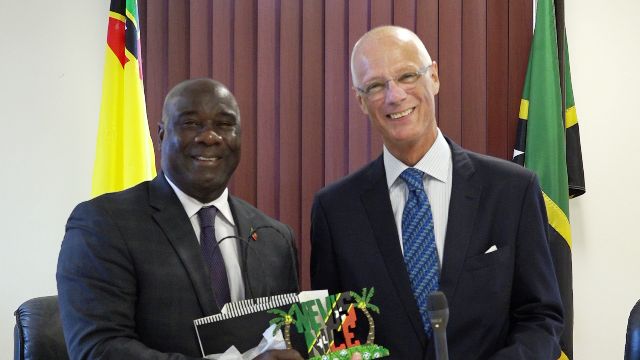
[92,0,155,197]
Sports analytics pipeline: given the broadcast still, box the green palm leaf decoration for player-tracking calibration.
[268,307,297,349]
[350,287,379,344]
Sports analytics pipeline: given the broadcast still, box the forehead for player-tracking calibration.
[353,36,425,82]
[169,84,238,117]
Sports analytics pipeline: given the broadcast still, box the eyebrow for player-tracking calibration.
[176,109,238,119]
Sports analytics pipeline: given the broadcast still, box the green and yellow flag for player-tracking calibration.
[92,0,156,197]
[513,0,585,359]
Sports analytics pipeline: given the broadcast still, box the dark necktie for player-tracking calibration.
[400,168,440,337]
[197,206,231,308]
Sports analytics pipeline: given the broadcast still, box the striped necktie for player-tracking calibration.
[197,206,231,308]
[400,168,441,337]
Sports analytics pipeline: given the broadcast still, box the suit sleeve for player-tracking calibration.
[309,194,343,294]
[56,202,203,360]
[489,173,564,359]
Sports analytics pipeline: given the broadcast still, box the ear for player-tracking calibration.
[158,122,165,144]
[429,61,440,95]
[355,89,369,115]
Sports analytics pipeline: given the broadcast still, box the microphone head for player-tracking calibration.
[428,291,448,312]
[428,291,449,330]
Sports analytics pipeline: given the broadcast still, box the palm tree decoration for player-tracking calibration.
[350,287,380,345]
[268,306,297,349]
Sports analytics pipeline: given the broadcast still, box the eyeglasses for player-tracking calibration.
[355,66,430,100]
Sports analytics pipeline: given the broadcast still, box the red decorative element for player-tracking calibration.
[330,305,360,351]
[106,17,128,68]
[342,306,360,348]
[251,232,258,241]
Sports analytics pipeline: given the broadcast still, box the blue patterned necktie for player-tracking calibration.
[400,168,440,337]
[197,206,231,308]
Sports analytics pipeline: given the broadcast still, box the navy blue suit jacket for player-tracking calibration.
[57,175,299,359]
[310,139,563,359]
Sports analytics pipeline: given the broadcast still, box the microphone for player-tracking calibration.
[428,291,449,360]
[217,225,290,299]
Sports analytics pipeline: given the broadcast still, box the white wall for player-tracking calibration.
[566,0,640,358]
[0,1,638,359]
[0,0,108,358]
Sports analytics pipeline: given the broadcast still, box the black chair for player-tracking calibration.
[626,299,640,360]
[14,295,69,360]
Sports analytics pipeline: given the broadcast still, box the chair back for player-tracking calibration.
[14,295,69,360]
[627,299,640,360]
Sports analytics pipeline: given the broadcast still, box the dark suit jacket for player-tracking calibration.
[310,139,563,360]
[57,175,299,360]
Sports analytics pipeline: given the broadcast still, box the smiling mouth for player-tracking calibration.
[387,107,415,119]
[194,156,222,162]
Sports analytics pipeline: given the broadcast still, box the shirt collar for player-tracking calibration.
[164,174,235,226]
[383,128,451,189]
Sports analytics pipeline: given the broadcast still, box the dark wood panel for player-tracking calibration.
[323,0,348,184]
[300,0,325,289]
[256,0,279,217]
[139,0,533,291]
[461,0,487,153]
[370,0,393,28]
[438,0,462,143]
[166,0,189,89]
[347,0,370,171]
[231,0,257,203]
[487,0,510,159]
[416,0,439,61]
[279,0,302,241]
[188,0,210,78]
[415,0,440,124]
[211,0,233,86]
[416,0,439,120]
[394,0,416,30]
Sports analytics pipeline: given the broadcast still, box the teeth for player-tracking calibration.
[196,156,219,161]
[388,107,414,119]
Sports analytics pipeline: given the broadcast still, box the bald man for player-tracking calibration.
[57,79,303,360]
[310,26,563,359]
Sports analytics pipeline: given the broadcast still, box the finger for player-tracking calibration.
[253,349,304,360]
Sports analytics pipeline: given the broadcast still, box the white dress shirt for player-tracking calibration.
[166,176,245,302]
[384,129,453,266]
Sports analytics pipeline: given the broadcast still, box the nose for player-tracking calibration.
[194,127,223,145]
[385,80,408,104]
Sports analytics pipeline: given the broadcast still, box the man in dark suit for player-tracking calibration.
[310,26,564,359]
[57,79,304,360]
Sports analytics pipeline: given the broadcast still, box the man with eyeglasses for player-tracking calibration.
[310,26,563,359]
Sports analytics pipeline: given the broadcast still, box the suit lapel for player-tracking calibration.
[149,175,219,316]
[360,157,427,342]
[229,196,277,299]
[227,196,261,298]
[440,139,482,304]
